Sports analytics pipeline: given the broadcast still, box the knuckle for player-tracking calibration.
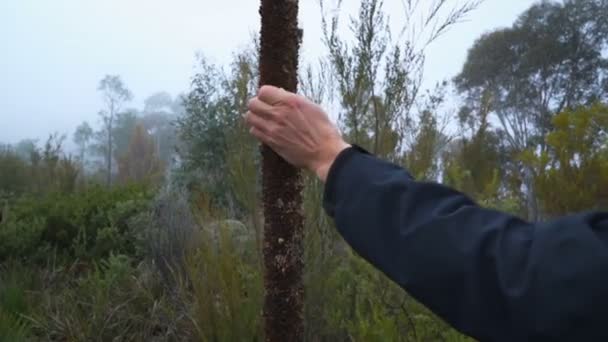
[259,85,271,98]
[252,98,263,111]
[275,111,288,124]
[267,135,278,146]
[268,126,280,136]
[285,94,299,107]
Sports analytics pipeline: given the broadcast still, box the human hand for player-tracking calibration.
[245,85,350,182]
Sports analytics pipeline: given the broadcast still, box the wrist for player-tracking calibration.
[313,140,350,183]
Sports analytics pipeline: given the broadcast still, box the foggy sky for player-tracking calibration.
[0,0,534,144]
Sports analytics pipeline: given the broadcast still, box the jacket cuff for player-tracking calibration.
[323,145,369,217]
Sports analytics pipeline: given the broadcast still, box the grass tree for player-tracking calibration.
[258,0,304,340]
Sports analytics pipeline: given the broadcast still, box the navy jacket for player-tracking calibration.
[323,146,608,341]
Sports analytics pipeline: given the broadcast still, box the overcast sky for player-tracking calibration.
[0,0,535,144]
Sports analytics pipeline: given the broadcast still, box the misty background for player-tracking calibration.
[1,0,532,144]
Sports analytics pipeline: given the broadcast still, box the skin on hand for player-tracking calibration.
[245,85,350,182]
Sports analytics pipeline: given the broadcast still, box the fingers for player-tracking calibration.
[258,85,292,105]
[249,126,274,147]
[245,111,270,133]
[246,85,299,146]
[247,97,276,120]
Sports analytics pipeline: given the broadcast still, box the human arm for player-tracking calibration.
[323,145,608,341]
[245,85,608,341]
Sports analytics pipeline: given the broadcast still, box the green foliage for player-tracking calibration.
[0,135,80,197]
[322,253,470,341]
[0,146,30,195]
[455,0,608,220]
[117,124,165,185]
[1,185,151,263]
[107,110,140,163]
[406,105,448,181]
[456,0,608,125]
[29,254,187,341]
[322,0,411,159]
[322,0,479,162]
[0,177,474,341]
[176,48,258,213]
[0,265,35,341]
[301,176,471,341]
[525,103,608,216]
[442,96,505,206]
[0,215,45,261]
[0,310,30,342]
[179,226,263,341]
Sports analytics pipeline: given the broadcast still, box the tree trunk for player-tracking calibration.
[258,1,304,341]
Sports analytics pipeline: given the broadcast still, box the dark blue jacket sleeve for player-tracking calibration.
[323,146,608,341]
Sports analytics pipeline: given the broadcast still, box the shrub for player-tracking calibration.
[30,253,187,341]
[178,226,263,341]
[2,185,152,264]
[0,215,46,261]
[129,189,199,286]
[0,264,35,341]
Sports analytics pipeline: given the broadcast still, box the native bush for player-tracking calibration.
[1,185,151,264]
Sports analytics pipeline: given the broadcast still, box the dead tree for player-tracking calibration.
[258,0,304,340]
